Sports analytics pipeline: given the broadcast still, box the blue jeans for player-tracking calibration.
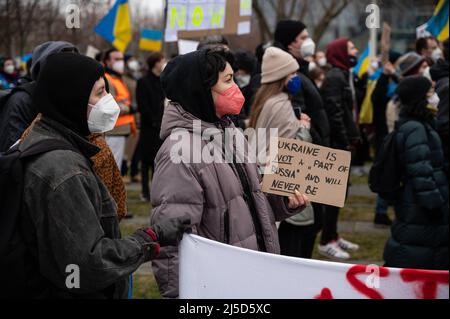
[128,274,133,299]
[375,195,388,215]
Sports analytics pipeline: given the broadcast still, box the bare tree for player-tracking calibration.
[312,0,351,43]
[0,0,14,56]
[43,0,63,41]
[253,0,352,43]
[14,0,40,55]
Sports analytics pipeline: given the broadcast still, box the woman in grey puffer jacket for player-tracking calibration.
[150,48,309,298]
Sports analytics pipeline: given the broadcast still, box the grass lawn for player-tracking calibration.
[132,273,161,299]
[312,231,389,264]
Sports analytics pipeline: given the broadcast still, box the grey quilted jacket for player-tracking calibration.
[150,102,304,298]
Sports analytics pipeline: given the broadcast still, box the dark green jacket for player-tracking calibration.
[384,117,449,270]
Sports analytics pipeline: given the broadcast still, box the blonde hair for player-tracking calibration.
[248,78,286,128]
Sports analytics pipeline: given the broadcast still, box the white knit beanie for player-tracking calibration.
[261,47,299,84]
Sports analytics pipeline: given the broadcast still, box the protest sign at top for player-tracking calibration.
[165,0,252,42]
[261,137,351,207]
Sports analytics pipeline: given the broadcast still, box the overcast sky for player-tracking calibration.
[129,0,164,13]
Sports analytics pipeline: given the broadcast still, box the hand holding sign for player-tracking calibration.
[287,190,310,210]
[261,137,351,207]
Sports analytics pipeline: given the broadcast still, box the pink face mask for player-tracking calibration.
[214,83,245,118]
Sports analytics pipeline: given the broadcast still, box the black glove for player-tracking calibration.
[151,215,191,247]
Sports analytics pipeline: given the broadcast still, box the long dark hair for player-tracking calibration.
[204,48,235,88]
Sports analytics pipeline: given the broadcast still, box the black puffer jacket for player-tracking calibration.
[383,117,449,270]
[320,67,360,150]
[292,72,330,147]
[0,80,36,152]
[0,41,77,152]
[371,73,393,152]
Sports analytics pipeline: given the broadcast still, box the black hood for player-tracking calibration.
[430,60,449,82]
[161,50,219,123]
[34,52,104,137]
[30,41,78,80]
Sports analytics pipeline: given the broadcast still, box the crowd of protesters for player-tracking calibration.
[0,18,448,299]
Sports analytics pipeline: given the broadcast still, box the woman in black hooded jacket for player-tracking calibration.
[383,76,448,270]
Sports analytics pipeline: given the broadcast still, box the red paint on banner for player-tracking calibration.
[315,288,334,299]
[346,265,389,299]
[400,269,449,299]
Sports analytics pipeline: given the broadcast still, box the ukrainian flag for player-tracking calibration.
[95,0,132,53]
[139,29,163,52]
[353,44,370,79]
[426,0,449,41]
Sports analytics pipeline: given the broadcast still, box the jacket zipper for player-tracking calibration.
[216,119,266,252]
[224,209,230,244]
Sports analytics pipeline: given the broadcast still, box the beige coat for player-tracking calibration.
[252,92,314,226]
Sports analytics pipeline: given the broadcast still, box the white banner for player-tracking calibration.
[179,234,449,299]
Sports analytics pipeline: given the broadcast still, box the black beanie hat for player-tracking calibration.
[34,52,104,137]
[396,75,432,106]
[274,20,307,50]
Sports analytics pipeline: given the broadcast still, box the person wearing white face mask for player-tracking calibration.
[121,55,142,184]
[103,48,137,172]
[315,50,328,69]
[0,57,19,90]
[416,36,441,65]
[13,52,191,298]
[87,93,121,133]
[273,20,330,148]
[136,51,167,202]
[273,20,330,262]
[233,49,257,122]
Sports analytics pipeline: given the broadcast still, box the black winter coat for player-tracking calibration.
[136,72,165,164]
[383,117,449,270]
[0,81,36,152]
[292,73,330,147]
[320,68,360,150]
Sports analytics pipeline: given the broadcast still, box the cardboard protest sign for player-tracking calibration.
[179,234,450,299]
[165,0,252,42]
[261,137,351,207]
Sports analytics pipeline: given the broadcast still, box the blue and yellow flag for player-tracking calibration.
[426,0,449,41]
[353,44,370,79]
[139,29,163,52]
[95,0,132,53]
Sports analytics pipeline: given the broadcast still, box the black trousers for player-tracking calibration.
[278,204,323,259]
[141,160,154,199]
[320,205,340,245]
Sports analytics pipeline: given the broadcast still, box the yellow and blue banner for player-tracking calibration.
[426,0,449,41]
[94,0,132,53]
[353,44,370,79]
[139,29,163,52]
[359,67,383,125]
